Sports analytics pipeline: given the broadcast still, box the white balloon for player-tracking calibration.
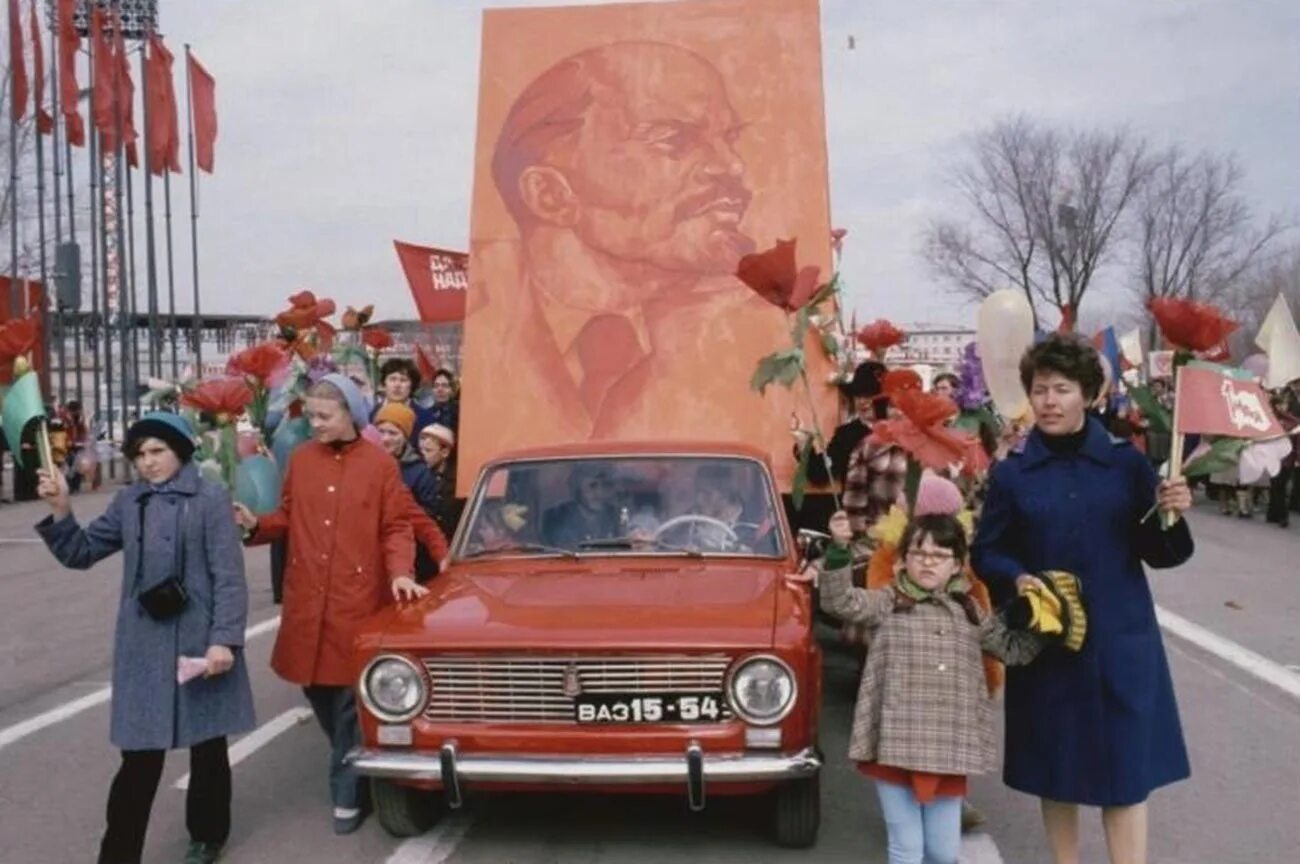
[977,290,1036,420]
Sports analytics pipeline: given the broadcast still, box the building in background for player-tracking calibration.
[884,323,976,370]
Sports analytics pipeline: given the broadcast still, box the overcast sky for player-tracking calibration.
[149,0,1299,328]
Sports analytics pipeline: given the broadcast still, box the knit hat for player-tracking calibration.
[374,402,416,439]
[319,373,370,428]
[124,411,196,462]
[912,473,964,517]
[1007,570,1088,652]
[420,423,455,448]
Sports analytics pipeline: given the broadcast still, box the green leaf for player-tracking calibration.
[1128,386,1172,436]
[1182,437,1250,478]
[808,273,839,310]
[819,330,841,360]
[792,436,813,512]
[792,307,814,347]
[750,348,805,395]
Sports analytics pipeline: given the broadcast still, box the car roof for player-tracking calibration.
[481,440,775,468]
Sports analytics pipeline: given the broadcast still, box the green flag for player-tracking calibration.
[1,371,47,468]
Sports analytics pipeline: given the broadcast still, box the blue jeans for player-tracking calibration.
[874,779,962,864]
[303,685,364,811]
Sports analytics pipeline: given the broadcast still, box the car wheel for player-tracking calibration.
[773,774,820,848]
[371,778,444,837]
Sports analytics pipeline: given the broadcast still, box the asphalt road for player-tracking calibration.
[0,487,1297,864]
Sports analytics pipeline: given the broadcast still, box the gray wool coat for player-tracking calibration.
[36,462,257,751]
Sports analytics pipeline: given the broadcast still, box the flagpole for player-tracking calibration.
[139,41,160,378]
[35,107,49,397]
[112,37,131,453]
[163,161,177,378]
[49,0,66,405]
[184,43,201,371]
[87,32,103,453]
[8,47,20,318]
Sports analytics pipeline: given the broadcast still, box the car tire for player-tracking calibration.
[773,774,820,848]
[371,778,444,837]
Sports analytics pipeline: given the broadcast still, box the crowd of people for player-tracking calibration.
[24,330,1293,864]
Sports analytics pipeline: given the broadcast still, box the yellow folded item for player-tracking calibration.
[1018,570,1087,652]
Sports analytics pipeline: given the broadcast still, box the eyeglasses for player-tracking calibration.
[906,549,957,565]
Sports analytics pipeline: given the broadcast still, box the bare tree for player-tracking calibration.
[1134,147,1288,310]
[1225,243,1300,359]
[922,116,1151,330]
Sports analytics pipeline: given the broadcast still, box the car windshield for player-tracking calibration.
[456,455,785,559]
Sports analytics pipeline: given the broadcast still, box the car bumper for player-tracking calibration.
[346,743,820,790]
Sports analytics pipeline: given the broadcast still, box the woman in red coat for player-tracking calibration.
[235,374,427,835]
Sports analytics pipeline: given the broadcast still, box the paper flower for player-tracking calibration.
[362,327,394,351]
[857,319,906,355]
[341,304,374,331]
[181,378,254,424]
[957,342,989,410]
[275,290,337,356]
[1149,297,1238,353]
[735,238,822,313]
[831,227,848,254]
[227,342,291,386]
[870,389,989,475]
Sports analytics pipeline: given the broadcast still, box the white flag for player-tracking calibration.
[1118,328,1144,368]
[1255,293,1300,389]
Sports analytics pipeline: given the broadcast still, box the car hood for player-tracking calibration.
[377,562,786,651]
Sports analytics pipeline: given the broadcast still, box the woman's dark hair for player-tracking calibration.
[1019,333,1105,402]
[379,357,421,389]
[899,513,968,563]
[932,372,961,390]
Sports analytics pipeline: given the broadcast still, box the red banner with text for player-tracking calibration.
[394,240,468,324]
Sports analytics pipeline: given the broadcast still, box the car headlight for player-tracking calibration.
[727,655,796,725]
[360,655,427,723]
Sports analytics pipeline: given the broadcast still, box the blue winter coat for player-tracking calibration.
[971,418,1194,806]
[36,463,257,751]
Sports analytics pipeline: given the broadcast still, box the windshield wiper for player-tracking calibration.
[461,542,579,560]
[577,536,704,558]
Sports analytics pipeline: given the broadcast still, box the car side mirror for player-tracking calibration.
[796,528,831,561]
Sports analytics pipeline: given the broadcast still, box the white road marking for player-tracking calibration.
[0,615,281,752]
[0,538,46,544]
[961,831,1005,864]
[384,812,474,864]
[174,706,313,790]
[1156,605,1300,701]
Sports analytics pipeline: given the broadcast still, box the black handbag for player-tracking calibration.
[135,495,189,621]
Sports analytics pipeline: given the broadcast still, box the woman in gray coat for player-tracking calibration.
[35,412,255,864]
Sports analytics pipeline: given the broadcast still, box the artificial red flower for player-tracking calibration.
[181,377,254,424]
[226,341,290,385]
[414,343,439,384]
[870,391,986,475]
[341,304,374,331]
[858,319,906,356]
[831,227,848,254]
[275,290,336,356]
[881,368,923,400]
[1148,297,1238,353]
[735,238,822,313]
[361,327,394,351]
[0,314,39,361]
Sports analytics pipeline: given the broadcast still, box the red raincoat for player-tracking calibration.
[252,438,414,686]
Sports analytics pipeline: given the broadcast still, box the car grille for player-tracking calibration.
[420,655,734,723]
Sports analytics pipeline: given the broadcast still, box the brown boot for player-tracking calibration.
[961,800,987,833]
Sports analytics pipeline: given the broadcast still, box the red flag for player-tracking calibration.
[187,52,217,173]
[1174,362,1283,439]
[394,241,469,323]
[29,0,52,133]
[145,35,181,174]
[7,0,28,122]
[57,0,84,147]
[89,7,116,152]
[111,11,138,167]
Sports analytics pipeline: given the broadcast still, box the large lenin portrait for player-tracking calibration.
[459,0,835,494]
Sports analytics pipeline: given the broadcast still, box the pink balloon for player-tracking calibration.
[1242,353,1269,381]
[236,431,262,458]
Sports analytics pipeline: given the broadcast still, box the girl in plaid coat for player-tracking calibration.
[792,510,1039,864]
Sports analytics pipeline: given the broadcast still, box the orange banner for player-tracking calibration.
[457,0,836,494]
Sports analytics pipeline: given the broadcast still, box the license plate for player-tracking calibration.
[574,693,726,724]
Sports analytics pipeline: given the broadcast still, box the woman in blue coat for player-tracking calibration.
[35,412,255,864]
[972,334,1193,864]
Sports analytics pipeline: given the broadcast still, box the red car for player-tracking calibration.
[346,442,824,847]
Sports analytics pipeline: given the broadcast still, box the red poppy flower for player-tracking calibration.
[362,327,394,351]
[857,319,906,356]
[181,378,254,424]
[275,290,336,357]
[735,238,822,313]
[341,304,374,331]
[881,368,923,400]
[0,314,39,361]
[831,227,848,254]
[1148,297,1238,352]
[870,391,986,475]
[226,342,291,385]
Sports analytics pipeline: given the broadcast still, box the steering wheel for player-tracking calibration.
[653,514,739,550]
